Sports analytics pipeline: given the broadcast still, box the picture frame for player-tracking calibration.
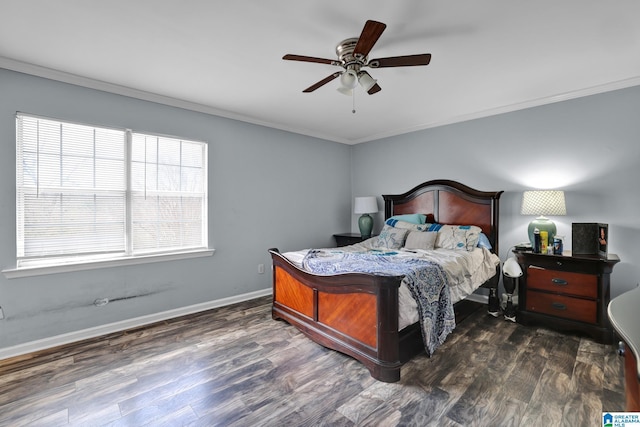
[597,223,608,258]
[571,222,608,258]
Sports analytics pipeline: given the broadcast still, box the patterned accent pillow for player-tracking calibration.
[404,231,437,250]
[384,219,431,232]
[372,225,409,249]
[435,225,483,251]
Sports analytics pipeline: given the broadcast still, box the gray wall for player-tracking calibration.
[0,69,352,349]
[351,85,640,299]
[2,67,639,354]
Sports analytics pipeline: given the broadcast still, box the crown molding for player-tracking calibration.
[0,56,348,144]
[3,56,639,146]
[352,75,640,144]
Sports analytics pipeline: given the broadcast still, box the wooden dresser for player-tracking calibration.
[608,286,640,412]
[514,250,620,344]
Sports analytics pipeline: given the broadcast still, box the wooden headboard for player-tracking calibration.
[382,180,503,254]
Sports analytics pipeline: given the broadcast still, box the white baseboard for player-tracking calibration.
[0,288,272,361]
[1,288,491,361]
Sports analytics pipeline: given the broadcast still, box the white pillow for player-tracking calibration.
[404,231,437,250]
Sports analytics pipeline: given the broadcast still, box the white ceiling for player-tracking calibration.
[2,1,640,144]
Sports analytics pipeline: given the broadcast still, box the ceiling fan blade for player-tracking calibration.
[302,72,341,93]
[368,54,432,68]
[367,83,382,95]
[283,54,340,66]
[353,20,387,59]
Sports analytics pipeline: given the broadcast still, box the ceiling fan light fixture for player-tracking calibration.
[283,20,431,95]
[339,70,357,89]
[337,86,353,96]
[358,71,377,92]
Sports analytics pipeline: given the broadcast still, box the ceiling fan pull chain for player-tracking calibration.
[352,90,356,114]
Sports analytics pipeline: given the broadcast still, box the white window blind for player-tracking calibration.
[16,114,208,267]
[130,133,207,253]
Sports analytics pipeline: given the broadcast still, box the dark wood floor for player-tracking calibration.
[0,296,625,426]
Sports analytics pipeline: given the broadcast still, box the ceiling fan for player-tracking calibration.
[283,20,431,96]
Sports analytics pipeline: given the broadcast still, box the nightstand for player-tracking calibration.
[513,250,620,344]
[333,233,370,247]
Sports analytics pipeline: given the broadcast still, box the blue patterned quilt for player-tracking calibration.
[302,249,455,355]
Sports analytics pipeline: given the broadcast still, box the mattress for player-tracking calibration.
[282,239,500,330]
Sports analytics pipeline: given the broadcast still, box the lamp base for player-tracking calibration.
[358,214,373,238]
[487,287,500,317]
[504,296,517,322]
[528,216,557,248]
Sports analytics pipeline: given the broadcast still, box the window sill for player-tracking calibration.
[2,249,215,279]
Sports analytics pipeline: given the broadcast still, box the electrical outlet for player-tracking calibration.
[258,264,265,274]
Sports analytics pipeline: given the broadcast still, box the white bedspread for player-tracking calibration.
[281,238,500,330]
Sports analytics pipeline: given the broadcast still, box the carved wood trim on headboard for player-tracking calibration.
[382,180,503,255]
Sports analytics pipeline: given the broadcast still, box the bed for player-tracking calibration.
[269,179,503,382]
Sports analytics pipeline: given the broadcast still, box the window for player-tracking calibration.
[14,113,208,271]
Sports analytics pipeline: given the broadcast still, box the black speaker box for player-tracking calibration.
[572,223,603,255]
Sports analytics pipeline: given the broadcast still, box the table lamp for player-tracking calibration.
[354,196,378,238]
[502,257,523,322]
[520,190,566,247]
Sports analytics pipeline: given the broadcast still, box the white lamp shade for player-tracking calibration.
[503,257,523,278]
[520,190,566,216]
[358,71,377,92]
[337,86,353,96]
[354,196,378,214]
[340,70,357,89]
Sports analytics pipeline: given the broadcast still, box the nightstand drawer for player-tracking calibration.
[526,291,597,324]
[527,267,597,298]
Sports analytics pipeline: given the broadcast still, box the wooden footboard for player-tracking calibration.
[269,248,406,382]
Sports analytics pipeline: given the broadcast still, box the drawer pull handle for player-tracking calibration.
[551,278,568,286]
[551,302,567,311]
